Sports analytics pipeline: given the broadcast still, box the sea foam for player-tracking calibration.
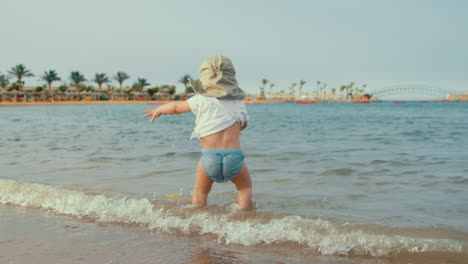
[0,179,464,257]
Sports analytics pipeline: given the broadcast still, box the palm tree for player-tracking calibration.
[347,82,355,100]
[0,72,10,100]
[322,83,328,100]
[179,74,194,94]
[0,72,9,89]
[178,74,192,92]
[269,83,275,98]
[113,71,130,92]
[316,80,321,92]
[298,80,306,99]
[362,84,367,97]
[133,78,150,92]
[40,70,61,97]
[260,78,268,97]
[70,71,87,91]
[339,85,346,100]
[93,73,110,94]
[58,84,68,93]
[289,82,297,100]
[348,82,354,99]
[8,64,34,92]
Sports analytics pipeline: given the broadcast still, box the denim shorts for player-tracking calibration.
[200,149,245,183]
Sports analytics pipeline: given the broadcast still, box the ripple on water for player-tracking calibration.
[319,168,356,176]
[251,169,275,174]
[161,152,177,157]
[269,178,294,184]
[346,194,369,200]
[48,147,61,151]
[352,182,369,187]
[374,181,393,186]
[451,178,468,185]
[88,157,138,163]
[401,170,424,176]
[370,159,413,167]
[357,169,392,177]
[370,159,388,165]
[444,189,463,193]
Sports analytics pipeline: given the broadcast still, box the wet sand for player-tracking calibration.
[1,204,466,264]
[0,205,355,264]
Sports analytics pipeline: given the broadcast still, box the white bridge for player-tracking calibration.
[371,84,456,100]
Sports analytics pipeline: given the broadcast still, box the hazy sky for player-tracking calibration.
[1,0,467,97]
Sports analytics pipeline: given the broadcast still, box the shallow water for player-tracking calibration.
[1,102,468,262]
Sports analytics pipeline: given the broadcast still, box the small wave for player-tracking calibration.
[357,169,392,176]
[0,179,465,257]
[346,194,369,200]
[249,169,275,174]
[269,178,293,184]
[319,168,356,176]
[370,159,413,167]
[370,159,388,165]
[446,176,468,185]
[399,130,424,137]
[88,156,138,163]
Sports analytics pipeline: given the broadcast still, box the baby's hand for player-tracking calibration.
[144,108,160,123]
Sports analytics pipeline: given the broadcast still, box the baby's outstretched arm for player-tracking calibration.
[144,101,191,122]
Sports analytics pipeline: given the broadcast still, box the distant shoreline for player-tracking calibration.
[0,101,167,107]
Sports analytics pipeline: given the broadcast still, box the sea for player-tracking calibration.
[1,101,467,264]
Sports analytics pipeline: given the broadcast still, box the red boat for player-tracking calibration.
[392,101,405,103]
[245,101,263,105]
[295,101,317,104]
[419,101,429,103]
[352,101,371,104]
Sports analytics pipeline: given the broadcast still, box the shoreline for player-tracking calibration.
[2,202,466,264]
[0,100,165,107]
[1,99,461,108]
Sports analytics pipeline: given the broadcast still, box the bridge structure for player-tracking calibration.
[370,84,456,100]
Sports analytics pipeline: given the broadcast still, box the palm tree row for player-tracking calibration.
[258,78,373,101]
[1,64,191,102]
[2,64,135,91]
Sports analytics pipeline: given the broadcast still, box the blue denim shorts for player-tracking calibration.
[200,149,245,183]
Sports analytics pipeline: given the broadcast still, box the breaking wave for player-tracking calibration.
[0,178,465,257]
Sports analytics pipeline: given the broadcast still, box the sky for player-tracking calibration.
[1,0,467,99]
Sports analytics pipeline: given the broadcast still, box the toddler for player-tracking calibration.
[144,55,252,210]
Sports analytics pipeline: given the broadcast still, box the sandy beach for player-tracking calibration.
[3,203,466,264]
[0,204,366,264]
[0,101,167,107]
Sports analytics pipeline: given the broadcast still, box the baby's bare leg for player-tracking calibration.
[231,164,252,210]
[192,162,213,206]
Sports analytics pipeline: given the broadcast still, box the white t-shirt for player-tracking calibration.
[187,95,249,139]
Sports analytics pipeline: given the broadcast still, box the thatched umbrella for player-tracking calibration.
[104,88,113,100]
[7,90,19,102]
[80,90,89,101]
